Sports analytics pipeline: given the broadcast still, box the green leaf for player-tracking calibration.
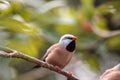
[106,35,120,52]
[0,0,12,17]
[0,18,39,36]
[84,54,100,72]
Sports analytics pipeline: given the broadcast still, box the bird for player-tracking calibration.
[33,34,77,69]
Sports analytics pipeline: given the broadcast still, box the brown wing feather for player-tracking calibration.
[41,43,59,61]
[33,43,59,68]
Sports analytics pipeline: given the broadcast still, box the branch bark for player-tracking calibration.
[0,46,79,80]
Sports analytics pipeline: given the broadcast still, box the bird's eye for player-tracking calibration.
[65,37,72,39]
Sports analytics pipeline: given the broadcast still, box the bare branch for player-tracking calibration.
[92,20,120,38]
[0,46,79,80]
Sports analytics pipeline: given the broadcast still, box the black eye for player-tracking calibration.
[65,37,72,39]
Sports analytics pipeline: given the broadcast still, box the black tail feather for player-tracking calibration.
[32,59,45,69]
[32,65,41,69]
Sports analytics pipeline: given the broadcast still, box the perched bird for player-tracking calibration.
[34,34,77,69]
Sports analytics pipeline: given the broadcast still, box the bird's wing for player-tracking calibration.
[41,43,59,61]
[33,43,59,68]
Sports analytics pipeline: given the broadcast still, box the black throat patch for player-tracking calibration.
[66,41,76,52]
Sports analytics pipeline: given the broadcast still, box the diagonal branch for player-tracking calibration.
[0,46,79,80]
[92,18,120,39]
[92,24,120,38]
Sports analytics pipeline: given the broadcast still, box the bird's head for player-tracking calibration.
[59,34,77,52]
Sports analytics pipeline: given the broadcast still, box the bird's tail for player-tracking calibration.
[32,59,45,69]
[32,65,41,69]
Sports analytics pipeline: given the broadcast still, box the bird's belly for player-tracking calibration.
[46,52,73,69]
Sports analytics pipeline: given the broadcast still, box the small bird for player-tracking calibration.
[34,34,77,69]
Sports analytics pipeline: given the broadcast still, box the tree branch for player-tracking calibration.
[92,23,120,38]
[92,17,120,38]
[0,46,79,80]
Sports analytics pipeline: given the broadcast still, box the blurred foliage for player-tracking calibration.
[106,35,120,53]
[0,0,120,80]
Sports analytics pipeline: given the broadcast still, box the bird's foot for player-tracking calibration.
[67,71,73,77]
[55,66,62,72]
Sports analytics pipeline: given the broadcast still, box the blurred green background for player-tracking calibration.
[0,0,120,80]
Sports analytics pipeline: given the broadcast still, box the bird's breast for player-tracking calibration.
[45,47,74,69]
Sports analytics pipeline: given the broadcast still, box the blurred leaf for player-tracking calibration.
[84,54,100,72]
[81,0,94,20]
[55,24,79,35]
[19,8,34,22]
[38,0,64,13]
[106,35,120,52]
[0,18,39,36]
[109,1,120,12]
[0,0,12,17]
[66,0,80,9]
[97,1,120,14]
[10,1,23,13]
[94,15,108,30]
[6,37,45,57]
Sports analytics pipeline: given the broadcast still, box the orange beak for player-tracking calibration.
[72,36,77,41]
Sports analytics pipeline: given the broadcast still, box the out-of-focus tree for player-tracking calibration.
[0,0,120,80]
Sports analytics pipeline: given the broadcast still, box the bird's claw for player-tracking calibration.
[67,71,73,77]
[55,66,62,72]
